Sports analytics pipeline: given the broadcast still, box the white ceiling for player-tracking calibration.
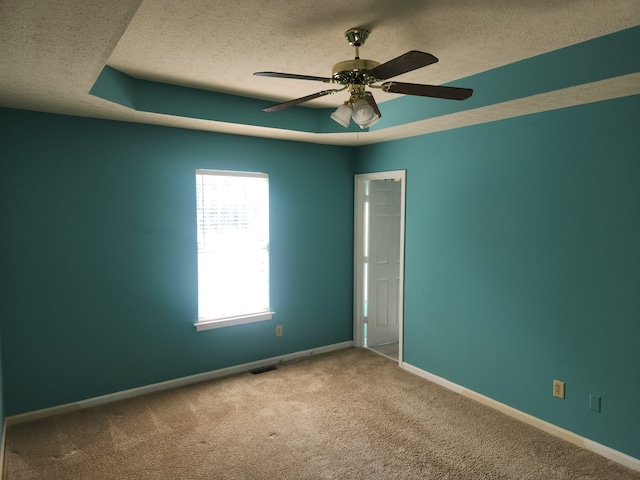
[1,0,638,145]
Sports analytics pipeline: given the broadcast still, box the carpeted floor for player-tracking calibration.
[4,347,640,479]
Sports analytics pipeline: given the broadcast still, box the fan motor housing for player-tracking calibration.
[332,59,381,84]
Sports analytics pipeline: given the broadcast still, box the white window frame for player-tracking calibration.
[194,169,274,332]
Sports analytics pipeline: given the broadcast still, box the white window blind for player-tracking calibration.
[195,170,270,324]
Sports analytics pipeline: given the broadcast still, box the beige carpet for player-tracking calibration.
[4,347,640,479]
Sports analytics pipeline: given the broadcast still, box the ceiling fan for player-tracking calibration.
[254,28,473,129]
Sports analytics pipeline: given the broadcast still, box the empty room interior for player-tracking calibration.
[0,0,639,477]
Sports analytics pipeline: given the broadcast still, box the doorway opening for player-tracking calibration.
[354,171,406,364]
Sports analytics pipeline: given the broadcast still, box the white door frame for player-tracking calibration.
[353,170,406,364]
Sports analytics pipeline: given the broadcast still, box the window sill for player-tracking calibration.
[194,311,275,332]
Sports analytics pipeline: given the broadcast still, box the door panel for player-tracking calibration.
[367,180,401,346]
[375,278,389,327]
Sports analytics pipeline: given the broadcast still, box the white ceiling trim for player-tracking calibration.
[83,73,639,147]
[353,73,640,146]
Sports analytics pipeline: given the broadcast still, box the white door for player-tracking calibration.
[366,179,402,347]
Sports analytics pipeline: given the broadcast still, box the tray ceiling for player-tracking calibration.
[1,0,638,145]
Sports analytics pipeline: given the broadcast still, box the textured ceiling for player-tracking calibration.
[1,0,638,145]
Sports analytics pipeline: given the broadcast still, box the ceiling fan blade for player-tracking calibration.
[368,51,439,80]
[382,82,473,100]
[263,89,338,112]
[364,91,381,118]
[254,71,333,83]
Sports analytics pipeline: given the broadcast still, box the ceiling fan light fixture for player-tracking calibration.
[331,103,352,128]
[256,28,472,121]
[351,98,379,129]
[356,114,380,129]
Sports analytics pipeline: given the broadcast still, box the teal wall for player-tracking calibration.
[355,95,640,459]
[0,108,355,415]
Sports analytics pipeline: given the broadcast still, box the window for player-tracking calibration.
[194,169,273,331]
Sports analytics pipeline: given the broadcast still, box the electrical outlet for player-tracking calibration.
[553,380,565,399]
[275,325,283,337]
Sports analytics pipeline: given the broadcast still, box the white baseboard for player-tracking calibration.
[6,341,353,427]
[583,439,640,473]
[402,361,640,473]
[0,418,6,477]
